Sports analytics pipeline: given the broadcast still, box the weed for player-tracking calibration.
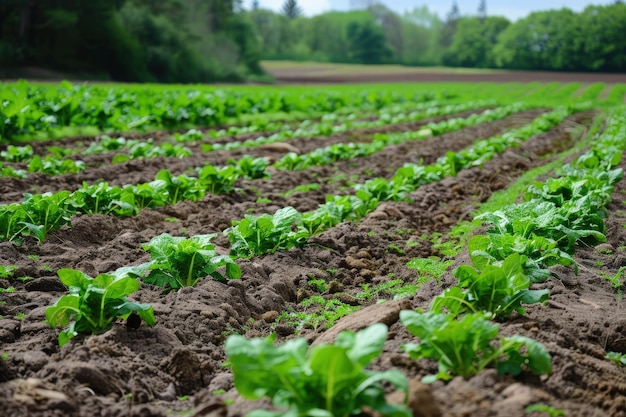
[407,257,454,284]
[601,267,626,292]
[525,403,566,416]
[388,243,405,255]
[0,265,17,279]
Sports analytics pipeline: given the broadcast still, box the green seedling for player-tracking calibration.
[401,310,552,382]
[225,323,410,417]
[45,268,155,347]
[141,233,241,290]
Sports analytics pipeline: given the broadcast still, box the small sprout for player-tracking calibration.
[606,351,626,367]
[525,403,566,416]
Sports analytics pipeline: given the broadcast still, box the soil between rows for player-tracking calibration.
[0,106,493,205]
[1,111,625,417]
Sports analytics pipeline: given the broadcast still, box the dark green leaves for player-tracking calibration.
[225,324,410,417]
[45,268,155,347]
[433,253,549,319]
[141,233,241,290]
[226,207,309,258]
[400,311,551,382]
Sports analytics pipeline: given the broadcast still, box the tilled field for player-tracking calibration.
[1,107,626,417]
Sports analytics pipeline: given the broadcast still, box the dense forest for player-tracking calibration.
[0,0,263,82]
[0,0,624,83]
[252,1,626,72]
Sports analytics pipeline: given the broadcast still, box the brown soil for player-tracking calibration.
[1,110,626,417]
[268,67,626,84]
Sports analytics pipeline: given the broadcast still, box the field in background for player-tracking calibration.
[263,60,626,84]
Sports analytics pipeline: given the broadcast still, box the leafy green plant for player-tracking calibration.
[140,233,241,290]
[226,207,309,258]
[155,169,204,204]
[525,403,566,416]
[1,144,33,162]
[0,265,17,279]
[27,155,85,175]
[606,351,626,367]
[468,234,576,283]
[228,155,270,179]
[17,191,75,242]
[225,323,410,417]
[432,253,549,319]
[400,310,552,382]
[45,268,155,347]
[196,164,239,195]
[72,182,137,216]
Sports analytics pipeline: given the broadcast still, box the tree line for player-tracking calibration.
[0,0,624,83]
[252,1,626,72]
[0,0,263,82]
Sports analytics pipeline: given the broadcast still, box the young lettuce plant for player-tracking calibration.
[431,252,549,319]
[141,233,241,290]
[45,268,155,347]
[400,310,552,383]
[225,206,309,258]
[225,323,410,417]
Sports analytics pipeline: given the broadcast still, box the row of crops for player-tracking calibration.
[1,81,626,416]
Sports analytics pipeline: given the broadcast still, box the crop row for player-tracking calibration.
[0,102,540,240]
[0,99,491,179]
[0,82,446,141]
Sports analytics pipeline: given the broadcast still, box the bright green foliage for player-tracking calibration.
[606,351,626,367]
[1,145,33,162]
[525,403,566,416]
[400,310,552,382]
[27,155,85,175]
[72,182,137,217]
[407,257,454,283]
[478,201,607,254]
[468,234,576,283]
[155,169,205,204]
[432,253,549,319]
[226,207,309,258]
[0,163,27,178]
[279,296,359,331]
[45,268,155,347]
[225,323,410,417]
[18,192,75,242]
[141,233,241,290]
[0,265,17,279]
[228,155,270,179]
[196,164,239,194]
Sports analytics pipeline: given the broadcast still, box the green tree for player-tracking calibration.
[347,19,392,64]
[443,16,509,68]
[577,4,626,71]
[282,0,303,19]
[400,6,443,65]
[492,8,583,70]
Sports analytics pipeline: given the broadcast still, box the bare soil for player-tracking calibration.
[1,109,626,417]
[267,66,626,85]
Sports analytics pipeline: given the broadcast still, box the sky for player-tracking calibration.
[253,0,617,21]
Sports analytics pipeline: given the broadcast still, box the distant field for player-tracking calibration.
[262,60,626,84]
